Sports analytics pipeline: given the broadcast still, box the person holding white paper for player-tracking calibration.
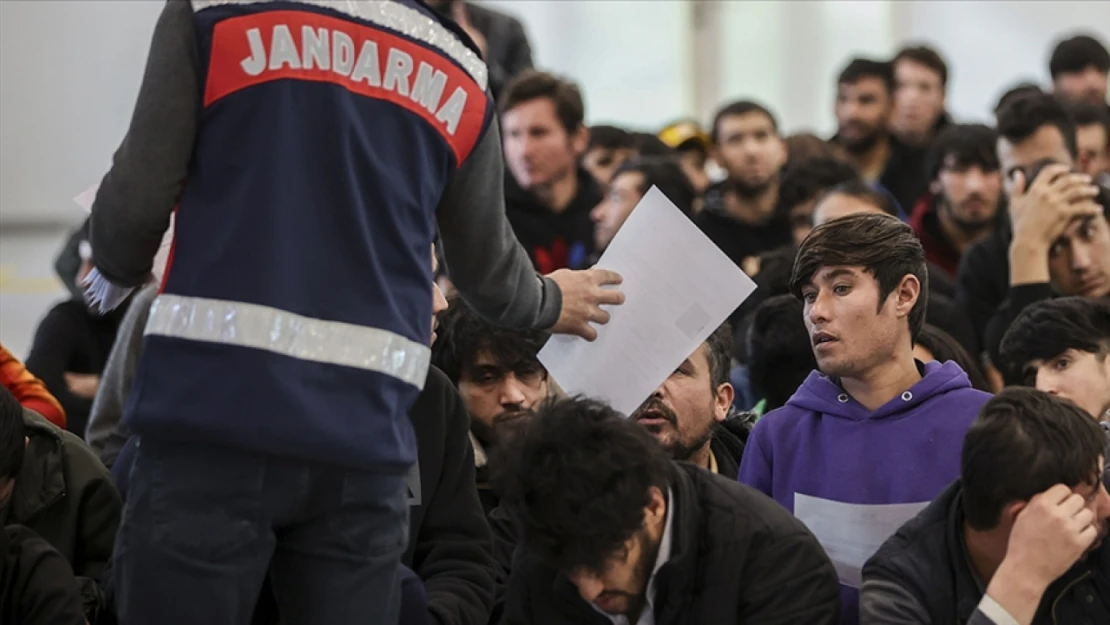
[738,213,991,625]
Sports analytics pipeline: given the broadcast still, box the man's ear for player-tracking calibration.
[714,383,734,423]
[571,124,589,157]
[1001,500,1027,526]
[645,486,667,525]
[894,274,921,319]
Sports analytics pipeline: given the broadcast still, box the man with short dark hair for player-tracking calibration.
[582,125,635,189]
[910,124,1006,279]
[861,387,1110,624]
[740,213,991,624]
[958,93,1103,376]
[1001,297,1110,420]
[432,297,551,514]
[1067,100,1110,181]
[695,100,792,271]
[1049,33,1110,108]
[979,93,1109,383]
[831,58,928,212]
[500,396,841,624]
[500,70,600,272]
[891,45,953,148]
[591,158,697,252]
[779,156,862,246]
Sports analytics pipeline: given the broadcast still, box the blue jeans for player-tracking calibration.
[112,438,410,625]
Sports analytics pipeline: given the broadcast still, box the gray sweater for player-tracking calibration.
[85,284,157,468]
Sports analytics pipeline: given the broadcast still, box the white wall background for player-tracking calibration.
[1,0,1108,225]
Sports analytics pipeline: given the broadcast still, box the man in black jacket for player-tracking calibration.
[1,525,86,625]
[498,396,840,625]
[961,92,1107,383]
[0,386,119,623]
[861,388,1110,624]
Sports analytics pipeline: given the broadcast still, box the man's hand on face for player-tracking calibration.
[1010,165,1101,250]
[1002,483,1099,588]
[547,268,625,341]
[1008,165,1102,287]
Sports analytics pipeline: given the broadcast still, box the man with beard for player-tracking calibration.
[831,58,929,213]
[1049,34,1110,110]
[431,297,550,515]
[498,396,841,625]
[910,124,1006,280]
[862,388,1110,624]
[631,323,749,477]
[694,100,792,272]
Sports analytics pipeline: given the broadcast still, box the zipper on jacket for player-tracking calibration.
[1052,569,1092,624]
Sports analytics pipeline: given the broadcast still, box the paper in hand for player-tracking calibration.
[537,186,757,416]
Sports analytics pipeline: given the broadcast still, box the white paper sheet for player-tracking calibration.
[73,183,100,212]
[794,493,930,588]
[537,186,756,416]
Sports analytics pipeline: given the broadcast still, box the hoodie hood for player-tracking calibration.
[786,360,975,421]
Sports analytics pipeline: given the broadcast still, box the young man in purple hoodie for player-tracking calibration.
[738,212,992,624]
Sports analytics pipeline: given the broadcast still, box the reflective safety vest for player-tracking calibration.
[125,0,491,469]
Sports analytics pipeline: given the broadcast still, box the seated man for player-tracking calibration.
[431,297,552,515]
[812,179,977,357]
[861,387,1110,624]
[0,386,119,622]
[499,396,841,624]
[630,322,749,476]
[1001,297,1110,421]
[739,213,992,624]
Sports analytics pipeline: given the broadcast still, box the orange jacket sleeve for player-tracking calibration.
[0,343,66,429]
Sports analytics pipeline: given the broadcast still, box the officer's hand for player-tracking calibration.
[547,268,625,341]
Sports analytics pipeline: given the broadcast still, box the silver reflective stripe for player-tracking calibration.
[190,0,488,90]
[146,294,430,389]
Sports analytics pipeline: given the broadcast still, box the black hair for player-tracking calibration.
[1000,297,1110,383]
[588,125,633,152]
[837,58,895,94]
[993,82,1044,117]
[816,179,900,218]
[611,157,697,216]
[1066,100,1110,150]
[500,70,585,135]
[496,396,672,573]
[791,213,929,341]
[1,386,25,481]
[630,132,677,158]
[996,92,1079,160]
[711,100,780,144]
[893,45,949,88]
[1049,34,1110,79]
[776,156,861,215]
[926,124,1001,182]
[915,324,992,392]
[962,387,1105,531]
[747,295,817,411]
[431,296,550,386]
[704,322,734,390]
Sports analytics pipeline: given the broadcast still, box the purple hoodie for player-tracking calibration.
[738,360,991,625]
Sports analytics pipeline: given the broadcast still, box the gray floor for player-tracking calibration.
[0,226,72,359]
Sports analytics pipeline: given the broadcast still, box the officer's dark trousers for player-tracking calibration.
[112,437,409,625]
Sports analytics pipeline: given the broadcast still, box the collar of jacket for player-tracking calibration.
[6,410,66,525]
[647,464,708,620]
[470,431,488,468]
